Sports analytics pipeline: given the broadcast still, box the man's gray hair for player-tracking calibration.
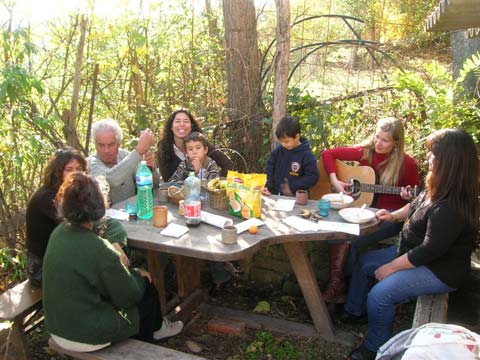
[92,118,123,144]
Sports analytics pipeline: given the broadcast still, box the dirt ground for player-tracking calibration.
[24,263,480,359]
[25,280,414,360]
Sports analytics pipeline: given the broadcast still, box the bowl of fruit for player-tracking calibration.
[204,178,228,210]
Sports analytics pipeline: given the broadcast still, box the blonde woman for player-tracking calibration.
[321,117,420,303]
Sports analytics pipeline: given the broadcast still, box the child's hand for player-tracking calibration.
[262,187,271,196]
[190,157,202,173]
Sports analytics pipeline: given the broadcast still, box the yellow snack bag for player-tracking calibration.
[226,171,266,219]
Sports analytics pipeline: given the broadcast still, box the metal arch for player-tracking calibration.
[260,14,366,85]
[260,13,404,92]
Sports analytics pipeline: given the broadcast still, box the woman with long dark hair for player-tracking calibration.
[345,129,479,360]
[26,147,128,287]
[156,109,232,181]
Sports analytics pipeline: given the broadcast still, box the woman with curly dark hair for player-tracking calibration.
[43,173,182,351]
[156,109,233,181]
[26,148,86,286]
[344,129,479,360]
[26,147,129,287]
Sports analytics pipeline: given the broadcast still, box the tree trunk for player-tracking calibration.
[63,14,87,150]
[85,64,100,155]
[204,0,218,37]
[450,31,480,97]
[223,0,266,171]
[271,0,290,148]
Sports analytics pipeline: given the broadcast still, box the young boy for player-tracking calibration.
[169,132,220,183]
[262,115,319,196]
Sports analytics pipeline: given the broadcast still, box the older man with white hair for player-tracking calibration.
[87,119,160,204]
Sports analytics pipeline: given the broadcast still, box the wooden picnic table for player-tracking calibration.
[113,194,379,340]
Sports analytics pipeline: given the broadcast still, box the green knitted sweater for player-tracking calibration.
[43,222,145,344]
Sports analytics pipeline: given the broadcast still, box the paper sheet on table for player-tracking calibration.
[273,198,296,211]
[317,220,360,236]
[106,208,129,221]
[282,215,319,232]
[201,211,233,228]
[160,223,189,238]
[235,218,265,234]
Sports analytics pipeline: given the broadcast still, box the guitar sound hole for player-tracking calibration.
[349,179,361,200]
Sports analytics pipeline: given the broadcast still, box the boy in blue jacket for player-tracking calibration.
[262,115,319,196]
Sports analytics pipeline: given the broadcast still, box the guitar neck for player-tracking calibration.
[360,183,403,195]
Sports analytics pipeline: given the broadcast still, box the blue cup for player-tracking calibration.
[317,199,330,217]
[126,203,138,220]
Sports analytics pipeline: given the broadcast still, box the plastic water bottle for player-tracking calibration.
[136,161,153,219]
[184,172,201,227]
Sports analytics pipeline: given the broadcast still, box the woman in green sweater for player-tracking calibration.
[43,172,182,351]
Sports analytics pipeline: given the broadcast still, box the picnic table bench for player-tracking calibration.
[0,279,43,360]
[49,337,207,360]
[412,293,449,327]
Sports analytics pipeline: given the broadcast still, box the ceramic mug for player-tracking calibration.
[158,188,169,203]
[153,206,168,227]
[221,225,238,245]
[295,190,308,205]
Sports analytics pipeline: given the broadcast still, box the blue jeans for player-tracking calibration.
[344,219,403,276]
[344,246,455,352]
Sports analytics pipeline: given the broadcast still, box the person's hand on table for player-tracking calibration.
[135,268,152,283]
[112,243,130,268]
[261,187,271,196]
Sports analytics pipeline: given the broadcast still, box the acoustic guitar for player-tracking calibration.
[310,159,417,206]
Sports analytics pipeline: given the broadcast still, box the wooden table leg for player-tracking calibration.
[146,250,167,315]
[174,255,201,299]
[283,242,335,340]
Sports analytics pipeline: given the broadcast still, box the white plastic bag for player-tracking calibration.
[376,323,480,360]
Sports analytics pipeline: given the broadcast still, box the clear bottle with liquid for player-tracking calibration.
[184,172,201,227]
[136,161,153,219]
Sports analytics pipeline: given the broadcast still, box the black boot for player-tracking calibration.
[348,343,376,360]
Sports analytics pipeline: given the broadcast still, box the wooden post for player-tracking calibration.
[146,250,167,315]
[174,255,201,299]
[283,242,335,340]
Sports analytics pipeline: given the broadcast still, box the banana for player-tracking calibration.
[207,178,220,191]
[218,180,227,189]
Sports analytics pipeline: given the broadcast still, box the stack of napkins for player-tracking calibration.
[160,223,189,238]
[106,208,129,221]
[282,216,359,236]
[273,198,296,211]
[235,218,265,234]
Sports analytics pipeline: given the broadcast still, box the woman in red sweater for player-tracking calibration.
[321,117,420,303]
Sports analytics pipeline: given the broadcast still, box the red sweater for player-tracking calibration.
[322,146,420,210]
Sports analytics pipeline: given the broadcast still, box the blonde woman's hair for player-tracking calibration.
[360,117,405,186]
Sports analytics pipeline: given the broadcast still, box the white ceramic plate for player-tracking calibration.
[321,193,354,209]
[338,207,376,224]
